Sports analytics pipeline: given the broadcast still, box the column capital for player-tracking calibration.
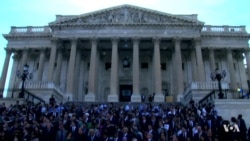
[22,47,30,51]
[70,38,78,46]
[132,37,140,44]
[111,37,119,43]
[40,47,48,50]
[153,36,161,43]
[90,37,98,41]
[51,37,58,42]
[207,47,214,50]
[173,37,181,43]
[90,37,99,46]
[193,37,201,44]
[4,48,13,54]
[243,48,250,52]
[225,48,233,53]
[70,37,78,41]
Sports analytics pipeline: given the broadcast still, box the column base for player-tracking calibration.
[107,94,118,102]
[131,94,141,102]
[177,94,183,102]
[85,93,95,102]
[153,94,165,102]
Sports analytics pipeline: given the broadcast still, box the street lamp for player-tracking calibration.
[210,68,226,99]
[16,64,32,98]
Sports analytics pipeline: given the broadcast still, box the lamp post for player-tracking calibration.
[16,64,32,98]
[210,68,226,99]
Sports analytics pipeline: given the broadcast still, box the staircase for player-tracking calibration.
[0,88,46,107]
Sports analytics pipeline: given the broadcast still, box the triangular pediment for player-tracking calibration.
[50,4,204,26]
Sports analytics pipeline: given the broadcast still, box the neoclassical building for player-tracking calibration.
[1,4,250,103]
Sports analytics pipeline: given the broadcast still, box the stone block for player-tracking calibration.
[107,94,118,102]
[85,94,95,102]
[154,94,164,102]
[131,94,141,102]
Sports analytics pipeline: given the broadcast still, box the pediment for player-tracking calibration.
[50,4,204,26]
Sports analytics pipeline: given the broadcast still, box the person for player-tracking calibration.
[141,94,145,102]
[49,95,56,106]
[238,114,247,141]
[148,95,153,102]
[56,124,67,141]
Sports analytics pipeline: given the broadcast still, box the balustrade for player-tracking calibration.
[202,25,246,33]
[10,26,51,34]
[20,81,64,95]
[190,81,229,90]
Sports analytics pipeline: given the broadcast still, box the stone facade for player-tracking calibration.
[1,4,250,103]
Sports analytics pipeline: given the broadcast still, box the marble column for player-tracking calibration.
[191,48,198,81]
[244,49,250,80]
[209,48,216,72]
[153,38,164,102]
[194,38,205,81]
[66,39,77,101]
[108,38,119,102]
[174,38,184,101]
[131,38,141,102]
[0,48,12,97]
[48,38,57,82]
[74,49,81,101]
[20,48,28,69]
[227,49,237,98]
[54,49,63,85]
[85,38,98,102]
[17,48,28,86]
[37,48,46,81]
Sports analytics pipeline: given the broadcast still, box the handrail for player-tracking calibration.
[199,90,215,106]
[24,89,46,104]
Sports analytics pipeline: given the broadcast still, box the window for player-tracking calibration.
[105,62,111,70]
[182,63,185,70]
[141,63,148,69]
[161,63,166,70]
[36,63,39,70]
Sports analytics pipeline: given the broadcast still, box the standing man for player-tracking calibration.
[238,114,247,141]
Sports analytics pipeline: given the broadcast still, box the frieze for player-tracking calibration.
[75,9,179,24]
[53,5,200,25]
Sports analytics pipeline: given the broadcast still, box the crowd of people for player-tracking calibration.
[0,97,249,141]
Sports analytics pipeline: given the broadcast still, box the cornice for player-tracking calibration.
[50,23,204,29]
[201,33,250,38]
[3,34,52,39]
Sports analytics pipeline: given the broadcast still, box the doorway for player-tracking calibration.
[119,85,132,102]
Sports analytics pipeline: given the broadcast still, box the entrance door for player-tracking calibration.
[119,85,132,102]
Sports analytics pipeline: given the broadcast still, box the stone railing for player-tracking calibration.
[190,81,229,90]
[22,81,64,95]
[183,81,229,99]
[10,26,51,34]
[202,25,246,33]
